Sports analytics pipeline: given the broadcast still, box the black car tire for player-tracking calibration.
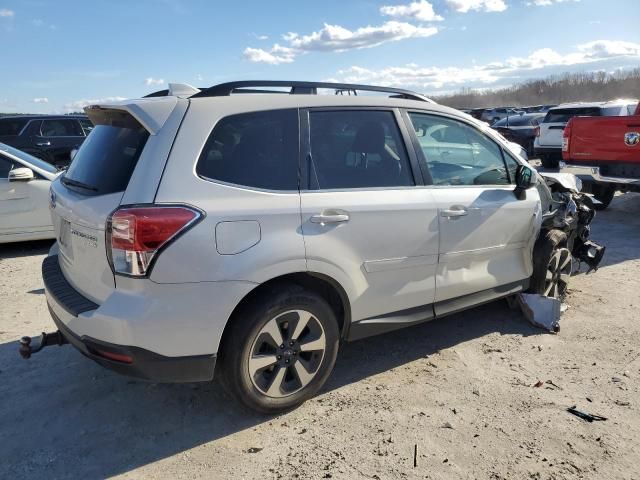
[218,284,340,414]
[591,184,615,210]
[529,229,570,299]
[540,154,559,169]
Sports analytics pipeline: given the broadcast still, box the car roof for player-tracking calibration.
[550,100,637,110]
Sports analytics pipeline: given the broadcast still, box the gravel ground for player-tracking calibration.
[0,193,638,480]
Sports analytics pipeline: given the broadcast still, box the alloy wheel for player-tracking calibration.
[544,247,572,299]
[248,310,326,398]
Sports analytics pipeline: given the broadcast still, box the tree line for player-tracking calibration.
[432,69,640,109]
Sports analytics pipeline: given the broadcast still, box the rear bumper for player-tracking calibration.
[559,162,640,188]
[43,255,216,383]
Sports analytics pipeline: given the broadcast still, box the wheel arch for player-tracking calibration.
[217,271,352,357]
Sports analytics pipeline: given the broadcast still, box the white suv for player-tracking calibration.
[534,100,638,169]
[25,81,603,413]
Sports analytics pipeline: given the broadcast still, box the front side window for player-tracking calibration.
[308,110,414,189]
[40,119,83,137]
[196,109,299,191]
[408,112,511,186]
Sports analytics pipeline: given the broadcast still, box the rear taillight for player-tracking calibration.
[562,119,573,153]
[107,205,202,277]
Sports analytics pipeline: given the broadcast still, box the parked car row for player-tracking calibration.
[534,100,638,169]
[465,105,556,125]
[491,113,546,157]
[0,114,93,169]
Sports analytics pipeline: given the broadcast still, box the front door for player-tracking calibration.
[404,111,541,311]
[299,108,439,327]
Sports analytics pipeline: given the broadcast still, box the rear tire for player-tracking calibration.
[529,230,571,299]
[540,154,559,169]
[591,184,615,210]
[218,285,340,414]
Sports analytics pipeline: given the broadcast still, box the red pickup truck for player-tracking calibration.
[561,102,640,209]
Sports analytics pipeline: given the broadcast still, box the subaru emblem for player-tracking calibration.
[624,131,640,147]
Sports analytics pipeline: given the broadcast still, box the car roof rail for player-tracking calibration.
[189,80,434,103]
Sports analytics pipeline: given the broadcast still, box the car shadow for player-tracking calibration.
[0,299,542,478]
[0,239,54,260]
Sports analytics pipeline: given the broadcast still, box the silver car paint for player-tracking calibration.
[46,94,542,357]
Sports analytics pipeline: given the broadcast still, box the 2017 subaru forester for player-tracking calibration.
[22,81,604,413]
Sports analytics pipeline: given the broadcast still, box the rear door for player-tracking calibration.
[299,108,439,324]
[36,118,84,166]
[404,111,540,311]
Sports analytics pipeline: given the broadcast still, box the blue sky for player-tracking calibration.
[1,0,639,113]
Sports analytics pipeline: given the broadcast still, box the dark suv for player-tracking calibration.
[0,115,93,168]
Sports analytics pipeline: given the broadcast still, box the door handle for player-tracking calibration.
[441,207,468,218]
[36,141,51,147]
[310,212,350,224]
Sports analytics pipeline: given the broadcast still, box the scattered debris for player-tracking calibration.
[614,400,630,407]
[611,377,623,383]
[586,397,593,403]
[442,422,454,429]
[472,388,480,396]
[517,293,561,332]
[545,380,562,390]
[567,406,607,422]
[534,380,544,388]
[246,447,263,453]
[413,444,418,468]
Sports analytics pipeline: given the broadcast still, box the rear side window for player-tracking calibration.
[196,109,299,191]
[543,107,601,123]
[40,119,83,137]
[308,110,414,189]
[63,123,149,195]
[0,118,28,136]
[79,119,94,135]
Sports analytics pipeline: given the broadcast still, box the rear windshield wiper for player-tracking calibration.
[61,176,98,192]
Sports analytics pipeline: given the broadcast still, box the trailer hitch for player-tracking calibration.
[19,331,68,359]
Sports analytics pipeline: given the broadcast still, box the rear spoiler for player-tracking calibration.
[83,96,179,135]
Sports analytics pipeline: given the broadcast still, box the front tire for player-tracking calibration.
[529,230,571,299]
[591,184,615,210]
[218,285,340,414]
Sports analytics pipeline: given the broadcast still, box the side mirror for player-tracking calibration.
[514,165,536,200]
[8,167,35,182]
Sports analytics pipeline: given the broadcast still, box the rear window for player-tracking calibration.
[196,109,299,191]
[0,118,28,136]
[63,123,149,195]
[543,107,601,124]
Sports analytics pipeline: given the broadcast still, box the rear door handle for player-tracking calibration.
[441,207,468,218]
[310,212,350,224]
[36,141,51,147]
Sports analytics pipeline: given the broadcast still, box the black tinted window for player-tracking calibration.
[196,109,299,190]
[0,118,28,136]
[409,112,510,186]
[543,108,600,123]
[308,110,414,189]
[41,119,83,137]
[63,124,149,195]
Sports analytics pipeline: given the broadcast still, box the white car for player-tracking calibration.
[22,81,604,413]
[0,143,60,243]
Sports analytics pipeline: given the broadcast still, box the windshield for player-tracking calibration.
[63,123,149,195]
[0,143,58,173]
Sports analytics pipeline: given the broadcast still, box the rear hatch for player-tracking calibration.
[50,109,151,304]
[568,115,640,165]
[538,107,601,147]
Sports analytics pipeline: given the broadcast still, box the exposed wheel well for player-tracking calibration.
[218,273,351,354]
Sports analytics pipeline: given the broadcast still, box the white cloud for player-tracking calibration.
[63,96,127,113]
[144,77,165,86]
[244,21,438,64]
[445,0,507,13]
[332,40,640,90]
[380,1,444,22]
[528,0,579,5]
[0,8,14,17]
[32,97,49,103]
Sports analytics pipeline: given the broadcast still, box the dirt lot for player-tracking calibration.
[1,193,638,480]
